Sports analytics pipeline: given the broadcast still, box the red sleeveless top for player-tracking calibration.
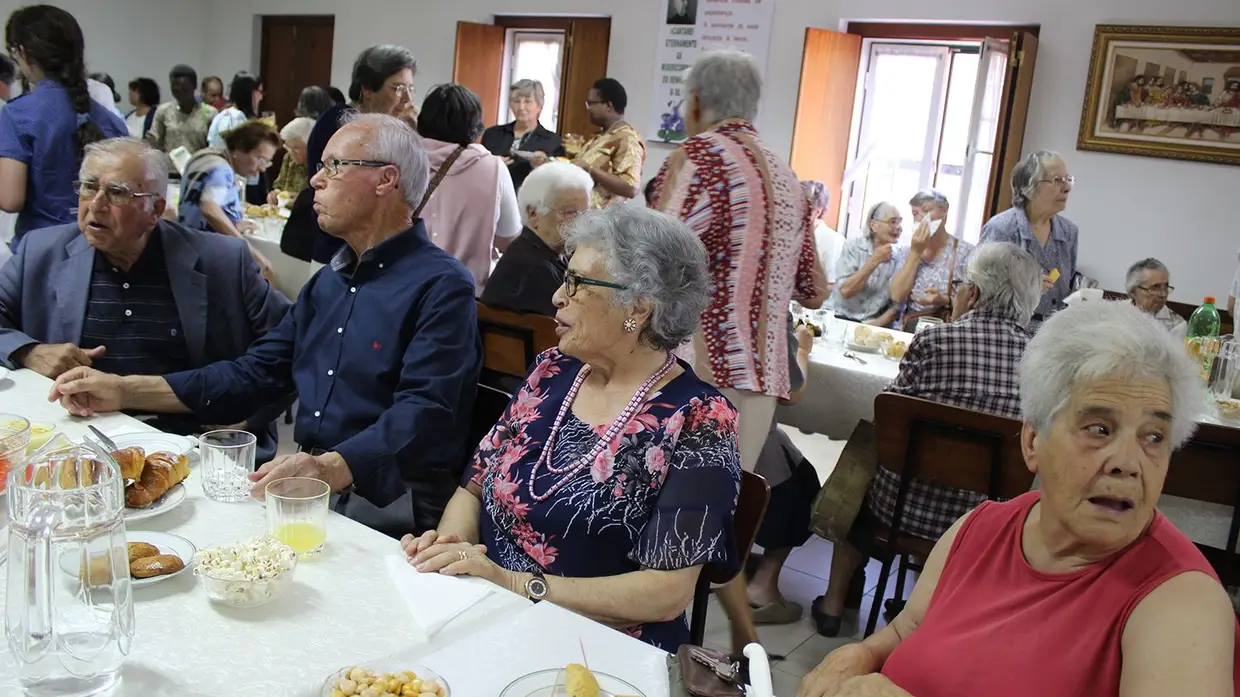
[882,491,1240,697]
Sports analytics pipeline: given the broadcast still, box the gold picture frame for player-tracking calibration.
[1077,24,1240,166]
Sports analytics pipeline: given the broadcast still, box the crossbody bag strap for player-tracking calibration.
[945,236,960,289]
[413,145,466,219]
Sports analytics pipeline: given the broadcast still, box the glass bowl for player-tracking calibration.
[195,537,298,608]
[319,662,450,696]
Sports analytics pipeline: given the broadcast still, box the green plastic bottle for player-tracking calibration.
[1186,296,1222,382]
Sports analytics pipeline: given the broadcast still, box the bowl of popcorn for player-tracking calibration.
[195,535,298,608]
[321,664,449,697]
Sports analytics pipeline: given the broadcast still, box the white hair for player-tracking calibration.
[563,205,711,351]
[517,162,593,227]
[279,116,315,144]
[966,243,1041,325]
[1011,150,1063,209]
[81,137,170,209]
[1020,301,1208,449]
[339,112,429,209]
[684,49,762,123]
[1125,258,1168,292]
[865,201,899,239]
[510,79,545,108]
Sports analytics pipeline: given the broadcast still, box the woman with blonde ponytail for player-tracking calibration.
[0,4,127,250]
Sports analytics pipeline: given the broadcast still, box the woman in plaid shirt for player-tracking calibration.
[812,242,1043,637]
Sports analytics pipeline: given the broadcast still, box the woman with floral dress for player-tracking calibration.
[402,205,742,652]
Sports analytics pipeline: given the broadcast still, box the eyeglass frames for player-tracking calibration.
[563,270,628,297]
[318,158,394,178]
[74,180,160,207]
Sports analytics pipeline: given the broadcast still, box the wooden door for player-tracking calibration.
[260,16,335,127]
[789,29,863,229]
[454,22,506,131]
[558,18,611,139]
[984,31,1038,218]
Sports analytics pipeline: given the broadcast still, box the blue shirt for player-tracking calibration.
[178,162,243,231]
[0,79,127,241]
[979,206,1080,317]
[164,222,482,514]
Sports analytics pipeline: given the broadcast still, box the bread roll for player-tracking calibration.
[111,447,146,481]
[127,542,160,563]
[79,554,114,585]
[125,452,190,508]
[130,554,185,579]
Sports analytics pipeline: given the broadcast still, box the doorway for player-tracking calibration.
[259,15,335,127]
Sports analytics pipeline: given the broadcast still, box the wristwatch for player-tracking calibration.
[524,570,549,603]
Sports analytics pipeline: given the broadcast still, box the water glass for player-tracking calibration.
[265,477,330,559]
[0,413,31,494]
[1208,337,1239,400]
[199,430,257,503]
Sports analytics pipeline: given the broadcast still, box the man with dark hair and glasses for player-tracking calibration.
[53,116,482,538]
[0,137,290,460]
[1126,257,1186,342]
[573,77,644,209]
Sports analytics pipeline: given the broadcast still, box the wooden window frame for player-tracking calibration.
[847,22,1039,42]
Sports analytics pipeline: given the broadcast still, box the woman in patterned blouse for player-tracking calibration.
[402,205,743,652]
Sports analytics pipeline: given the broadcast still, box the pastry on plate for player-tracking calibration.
[128,541,160,563]
[130,554,185,579]
[125,451,190,508]
[111,446,146,481]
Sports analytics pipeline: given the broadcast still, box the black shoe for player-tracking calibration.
[845,568,866,610]
[810,596,843,637]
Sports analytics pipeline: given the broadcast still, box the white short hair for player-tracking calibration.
[1125,258,1168,292]
[1020,301,1209,449]
[967,243,1041,325]
[279,117,315,144]
[339,112,429,209]
[81,137,170,206]
[517,162,593,227]
[684,49,762,123]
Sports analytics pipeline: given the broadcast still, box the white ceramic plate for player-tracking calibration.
[844,339,881,354]
[109,432,195,458]
[499,669,645,697]
[58,531,196,589]
[320,662,450,696]
[124,482,187,522]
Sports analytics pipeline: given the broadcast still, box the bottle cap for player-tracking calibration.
[1205,296,1216,304]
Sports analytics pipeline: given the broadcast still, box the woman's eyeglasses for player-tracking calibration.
[1038,175,1076,188]
[318,158,394,178]
[563,270,628,297]
[1137,283,1174,295]
[74,180,159,207]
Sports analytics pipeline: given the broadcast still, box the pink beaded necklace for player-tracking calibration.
[527,352,677,502]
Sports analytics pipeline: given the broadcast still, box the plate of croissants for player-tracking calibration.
[62,532,196,588]
[110,445,192,522]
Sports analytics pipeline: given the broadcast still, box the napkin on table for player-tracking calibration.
[384,554,496,636]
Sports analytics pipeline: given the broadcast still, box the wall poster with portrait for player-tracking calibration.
[1077,25,1240,167]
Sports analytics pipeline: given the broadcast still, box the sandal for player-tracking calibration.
[750,598,803,625]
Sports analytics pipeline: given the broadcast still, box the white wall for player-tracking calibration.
[0,0,206,104]
[27,0,1240,302]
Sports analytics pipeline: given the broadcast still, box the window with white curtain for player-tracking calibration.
[499,30,565,131]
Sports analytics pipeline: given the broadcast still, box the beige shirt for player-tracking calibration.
[573,120,645,209]
[150,101,218,154]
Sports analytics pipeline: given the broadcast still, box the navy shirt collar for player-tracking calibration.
[329,221,430,279]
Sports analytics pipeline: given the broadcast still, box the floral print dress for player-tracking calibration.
[465,349,742,651]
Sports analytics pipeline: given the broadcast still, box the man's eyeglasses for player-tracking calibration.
[1039,175,1076,188]
[74,180,159,207]
[1137,283,1174,295]
[563,270,628,297]
[319,158,394,178]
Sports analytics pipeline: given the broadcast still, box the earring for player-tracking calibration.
[623,318,638,333]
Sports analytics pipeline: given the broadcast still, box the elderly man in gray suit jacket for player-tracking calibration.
[0,137,291,458]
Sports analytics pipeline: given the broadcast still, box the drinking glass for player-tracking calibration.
[199,430,257,503]
[0,413,31,494]
[266,477,330,558]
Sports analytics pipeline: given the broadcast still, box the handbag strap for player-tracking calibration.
[413,145,466,219]
[945,236,960,289]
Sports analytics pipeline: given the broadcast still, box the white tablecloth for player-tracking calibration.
[777,323,907,440]
[0,369,667,696]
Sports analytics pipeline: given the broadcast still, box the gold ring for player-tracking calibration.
[458,550,468,562]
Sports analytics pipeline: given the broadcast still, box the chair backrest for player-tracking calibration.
[1107,291,1235,335]
[873,393,1033,501]
[705,470,770,584]
[476,301,559,380]
[1162,422,1240,509]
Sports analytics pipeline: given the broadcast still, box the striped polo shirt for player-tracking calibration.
[79,233,192,376]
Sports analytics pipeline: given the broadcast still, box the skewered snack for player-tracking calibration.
[565,664,599,697]
[111,446,146,480]
[130,554,185,579]
[125,451,190,508]
[128,542,160,563]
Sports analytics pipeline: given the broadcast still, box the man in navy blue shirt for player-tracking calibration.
[52,114,482,537]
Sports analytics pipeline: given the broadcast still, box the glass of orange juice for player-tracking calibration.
[265,477,329,559]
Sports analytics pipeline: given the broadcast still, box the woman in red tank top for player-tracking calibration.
[799,302,1238,697]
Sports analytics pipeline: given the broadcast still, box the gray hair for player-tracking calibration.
[338,112,429,210]
[510,79,545,108]
[351,44,417,99]
[909,188,949,209]
[865,201,899,239]
[1011,150,1062,209]
[1020,301,1208,449]
[81,137,170,207]
[802,180,829,213]
[1126,258,1169,292]
[684,49,762,124]
[517,161,593,227]
[966,243,1041,325]
[563,205,710,351]
[279,117,315,144]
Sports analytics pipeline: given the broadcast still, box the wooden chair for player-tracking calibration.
[1161,422,1240,585]
[862,393,1032,637]
[688,470,771,647]
[1104,291,1235,335]
[476,301,559,387]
